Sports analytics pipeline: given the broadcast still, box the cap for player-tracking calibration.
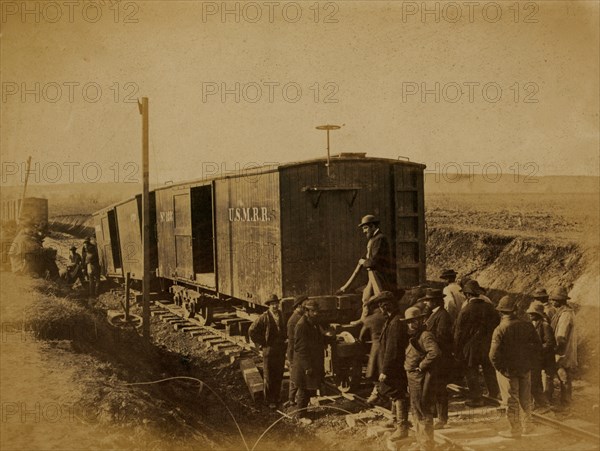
[526,300,545,316]
[549,287,570,301]
[532,288,549,299]
[496,295,517,313]
[462,280,485,295]
[440,269,458,279]
[265,294,280,305]
[402,306,427,321]
[293,295,308,309]
[304,300,320,311]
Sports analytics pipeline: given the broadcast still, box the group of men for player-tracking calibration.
[60,237,100,297]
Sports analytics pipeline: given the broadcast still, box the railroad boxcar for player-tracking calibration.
[150,154,426,319]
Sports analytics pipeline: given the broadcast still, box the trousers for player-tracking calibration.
[496,370,532,433]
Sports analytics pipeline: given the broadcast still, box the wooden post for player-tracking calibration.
[139,97,151,340]
[125,272,131,322]
[18,156,32,224]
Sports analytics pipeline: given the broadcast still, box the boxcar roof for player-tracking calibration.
[94,155,425,213]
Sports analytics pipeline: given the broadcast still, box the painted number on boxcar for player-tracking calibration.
[228,207,270,222]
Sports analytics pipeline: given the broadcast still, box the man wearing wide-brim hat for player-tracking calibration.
[403,306,441,450]
[338,214,394,325]
[489,296,542,438]
[290,300,325,422]
[284,295,308,408]
[371,291,410,440]
[249,294,287,408]
[421,288,453,429]
[532,287,556,322]
[454,279,500,406]
[526,301,556,409]
[549,286,577,408]
[439,269,465,321]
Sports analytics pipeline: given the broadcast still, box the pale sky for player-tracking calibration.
[1,0,599,186]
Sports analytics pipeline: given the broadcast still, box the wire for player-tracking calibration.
[123,376,250,451]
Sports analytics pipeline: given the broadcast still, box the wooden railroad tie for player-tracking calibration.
[239,359,264,401]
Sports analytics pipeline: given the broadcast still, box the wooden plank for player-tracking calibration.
[240,359,264,401]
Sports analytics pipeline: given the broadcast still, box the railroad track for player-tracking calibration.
[144,298,600,450]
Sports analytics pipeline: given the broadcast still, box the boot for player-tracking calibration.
[384,400,396,428]
[388,399,410,441]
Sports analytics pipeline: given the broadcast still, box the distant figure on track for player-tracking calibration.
[338,214,394,325]
[81,237,100,297]
[489,295,542,438]
[284,295,307,408]
[249,294,287,409]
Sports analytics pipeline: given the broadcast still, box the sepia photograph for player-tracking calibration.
[1,1,599,450]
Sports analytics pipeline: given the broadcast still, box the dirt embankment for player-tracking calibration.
[49,214,95,238]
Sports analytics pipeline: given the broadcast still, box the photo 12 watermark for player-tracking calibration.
[201,1,339,23]
[424,161,540,183]
[401,82,540,104]
[201,81,339,104]
[1,161,140,184]
[400,1,539,24]
[1,0,140,24]
[2,82,139,104]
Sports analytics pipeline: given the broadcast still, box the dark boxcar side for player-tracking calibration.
[93,208,122,278]
[155,183,216,288]
[215,170,282,305]
[114,193,157,280]
[279,159,396,296]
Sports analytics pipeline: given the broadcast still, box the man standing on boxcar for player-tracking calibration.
[440,269,465,321]
[249,294,287,408]
[373,291,410,441]
[489,296,541,438]
[360,297,387,403]
[81,237,100,297]
[454,280,500,406]
[549,287,577,409]
[291,300,325,422]
[338,214,394,324]
[284,295,308,408]
[422,288,453,429]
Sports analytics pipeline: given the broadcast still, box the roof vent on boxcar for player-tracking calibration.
[335,152,367,159]
[316,124,343,177]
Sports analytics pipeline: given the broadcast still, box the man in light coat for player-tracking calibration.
[440,269,465,321]
[549,287,577,408]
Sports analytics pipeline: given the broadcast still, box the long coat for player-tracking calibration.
[454,298,499,367]
[377,312,409,397]
[425,306,454,377]
[532,317,556,370]
[286,310,303,362]
[291,315,325,390]
[551,305,577,369]
[405,329,441,403]
[489,316,541,377]
[359,310,386,379]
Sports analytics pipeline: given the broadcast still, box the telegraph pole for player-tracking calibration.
[138,97,151,340]
[18,156,32,223]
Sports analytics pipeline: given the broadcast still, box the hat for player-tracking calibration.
[440,269,458,279]
[265,294,280,305]
[532,288,549,299]
[462,280,485,295]
[526,300,545,316]
[371,291,395,306]
[293,295,308,309]
[496,296,517,313]
[358,214,380,228]
[84,237,91,243]
[549,287,570,301]
[69,245,77,251]
[418,288,444,301]
[304,300,320,311]
[402,306,427,321]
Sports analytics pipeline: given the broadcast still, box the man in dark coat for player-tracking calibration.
[422,288,453,429]
[291,300,325,421]
[404,306,441,451]
[249,294,287,408]
[527,300,556,409]
[489,296,542,438]
[338,214,394,324]
[373,291,410,440]
[284,295,307,408]
[454,280,500,406]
